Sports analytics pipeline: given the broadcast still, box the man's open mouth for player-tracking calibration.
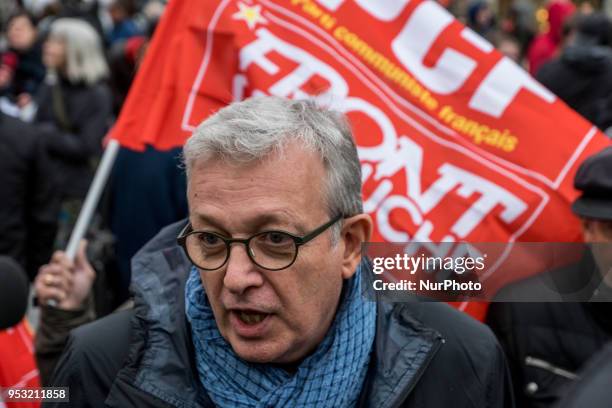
[236,310,269,325]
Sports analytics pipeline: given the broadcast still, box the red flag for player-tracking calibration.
[109,0,610,317]
[0,321,40,408]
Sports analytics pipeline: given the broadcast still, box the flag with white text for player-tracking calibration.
[109,0,611,319]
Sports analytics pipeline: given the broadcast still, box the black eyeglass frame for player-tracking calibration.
[177,213,344,271]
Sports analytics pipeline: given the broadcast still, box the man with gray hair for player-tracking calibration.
[47,96,513,407]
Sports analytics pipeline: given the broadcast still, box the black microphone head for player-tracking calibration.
[0,256,29,330]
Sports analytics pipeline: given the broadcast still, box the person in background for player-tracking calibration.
[107,0,142,46]
[108,17,156,115]
[108,34,146,114]
[537,13,612,133]
[527,0,576,75]
[0,52,19,95]
[0,51,22,117]
[487,146,612,408]
[34,241,97,385]
[500,0,536,61]
[0,112,59,280]
[0,256,30,330]
[576,0,596,15]
[466,0,496,40]
[108,146,188,304]
[494,32,524,65]
[0,256,40,408]
[33,18,112,244]
[5,11,46,109]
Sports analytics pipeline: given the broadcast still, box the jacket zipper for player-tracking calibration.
[524,356,578,380]
[389,337,444,408]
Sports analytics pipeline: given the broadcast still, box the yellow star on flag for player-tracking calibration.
[232,2,268,30]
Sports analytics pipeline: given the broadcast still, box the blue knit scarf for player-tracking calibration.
[185,265,376,408]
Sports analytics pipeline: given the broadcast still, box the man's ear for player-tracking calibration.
[582,218,595,243]
[339,214,373,279]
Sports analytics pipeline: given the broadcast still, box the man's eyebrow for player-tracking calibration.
[252,213,308,234]
[192,212,308,235]
[192,214,230,235]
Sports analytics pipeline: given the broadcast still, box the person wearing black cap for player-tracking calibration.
[537,13,612,134]
[487,146,612,408]
[572,145,612,226]
[572,146,612,297]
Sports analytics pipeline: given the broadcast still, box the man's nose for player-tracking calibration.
[223,243,264,294]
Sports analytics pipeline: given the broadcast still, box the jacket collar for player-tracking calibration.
[357,296,443,408]
[107,220,212,408]
[107,219,443,407]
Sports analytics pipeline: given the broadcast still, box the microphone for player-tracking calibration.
[0,256,29,330]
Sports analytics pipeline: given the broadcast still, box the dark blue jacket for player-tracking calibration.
[109,145,188,302]
[47,221,514,408]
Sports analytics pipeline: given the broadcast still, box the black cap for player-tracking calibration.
[572,146,612,220]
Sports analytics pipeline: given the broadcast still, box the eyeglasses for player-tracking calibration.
[177,214,343,271]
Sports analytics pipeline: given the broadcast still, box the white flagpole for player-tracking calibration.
[65,139,121,260]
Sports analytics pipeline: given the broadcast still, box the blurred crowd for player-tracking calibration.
[0,0,610,407]
[0,0,185,314]
[456,0,612,134]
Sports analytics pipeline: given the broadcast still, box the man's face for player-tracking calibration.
[109,4,127,23]
[498,40,521,63]
[7,16,37,51]
[188,144,348,364]
[583,219,612,278]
